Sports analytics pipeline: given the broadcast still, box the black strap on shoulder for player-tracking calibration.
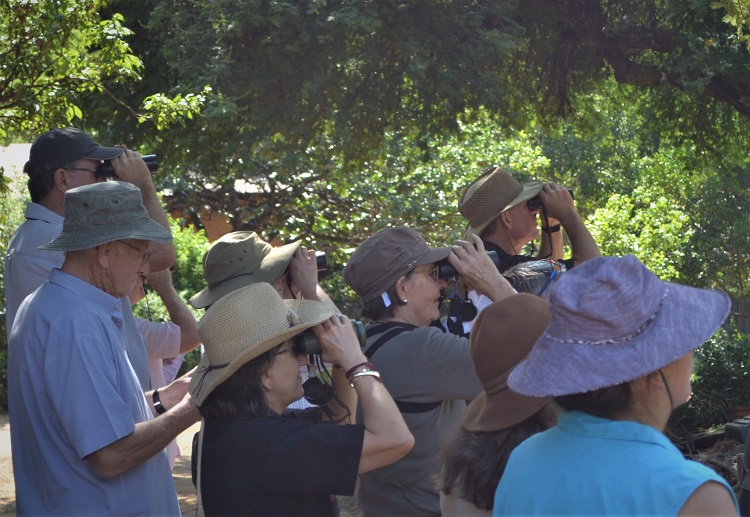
[365,322,442,414]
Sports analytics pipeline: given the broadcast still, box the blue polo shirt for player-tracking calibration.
[8,269,178,515]
[494,411,738,515]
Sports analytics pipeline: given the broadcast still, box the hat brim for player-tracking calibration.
[189,297,333,406]
[416,246,452,266]
[189,240,301,309]
[464,181,545,239]
[38,217,172,252]
[82,146,125,162]
[509,283,731,397]
[462,388,549,432]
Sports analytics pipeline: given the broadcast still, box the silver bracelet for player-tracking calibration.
[348,370,382,388]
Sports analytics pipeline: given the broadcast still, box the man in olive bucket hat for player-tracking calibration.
[458,166,599,273]
[8,182,200,515]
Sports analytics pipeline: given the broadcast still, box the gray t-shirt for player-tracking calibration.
[357,323,482,517]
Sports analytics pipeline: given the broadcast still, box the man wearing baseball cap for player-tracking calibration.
[4,128,176,390]
[8,181,200,514]
[458,166,599,273]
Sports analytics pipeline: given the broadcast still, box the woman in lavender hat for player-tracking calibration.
[493,255,738,516]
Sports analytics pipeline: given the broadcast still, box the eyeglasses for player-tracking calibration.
[118,240,152,265]
[64,167,100,174]
[537,260,565,297]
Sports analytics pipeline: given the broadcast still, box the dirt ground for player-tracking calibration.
[0,416,362,517]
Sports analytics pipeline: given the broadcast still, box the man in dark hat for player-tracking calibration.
[458,166,599,273]
[8,181,200,515]
[4,128,176,391]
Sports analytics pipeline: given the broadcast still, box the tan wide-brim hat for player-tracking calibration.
[189,231,301,309]
[458,167,544,239]
[189,283,334,406]
[461,294,551,432]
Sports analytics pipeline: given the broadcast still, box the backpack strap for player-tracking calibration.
[365,322,442,414]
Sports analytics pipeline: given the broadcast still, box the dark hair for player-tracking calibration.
[24,161,55,203]
[504,260,561,298]
[554,382,632,419]
[440,405,557,511]
[198,346,280,420]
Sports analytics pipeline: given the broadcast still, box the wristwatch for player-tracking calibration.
[152,388,166,415]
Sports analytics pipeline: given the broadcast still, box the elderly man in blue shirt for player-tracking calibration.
[8,181,200,514]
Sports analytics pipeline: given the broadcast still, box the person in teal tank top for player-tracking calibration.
[494,255,739,516]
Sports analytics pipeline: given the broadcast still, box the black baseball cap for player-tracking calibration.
[25,128,124,176]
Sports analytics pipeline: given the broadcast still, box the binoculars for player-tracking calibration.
[436,250,500,279]
[98,154,159,178]
[527,188,574,211]
[293,320,367,356]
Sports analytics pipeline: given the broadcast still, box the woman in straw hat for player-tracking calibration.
[190,283,413,517]
[494,255,738,515]
[343,227,516,517]
[440,294,558,517]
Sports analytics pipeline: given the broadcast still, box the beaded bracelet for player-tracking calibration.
[345,361,376,380]
[348,370,382,388]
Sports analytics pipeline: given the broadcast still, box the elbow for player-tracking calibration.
[393,430,415,461]
[87,456,126,479]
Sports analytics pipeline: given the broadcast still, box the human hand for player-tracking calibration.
[288,246,319,299]
[110,147,153,188]
[312,313,367,370]
[145,269,175,295]
[537,182,576,225]
[448,235,514,301]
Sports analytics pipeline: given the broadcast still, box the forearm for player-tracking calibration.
[139,183,176,271]
[325,366,357,424]
[562,213,601,265]
[86,397,199,478]
[156,286,200,354]
[536,229,564,261]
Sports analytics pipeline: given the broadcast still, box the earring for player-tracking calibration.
[402,299,408,304]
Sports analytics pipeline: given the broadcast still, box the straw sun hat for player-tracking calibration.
[458,167,544,238]
[189,231,301,309]
[189,283,334,406]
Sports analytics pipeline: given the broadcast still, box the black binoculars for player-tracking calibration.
[527,188,574,210]
[436,250,500,279]
[293,319,366,356]
[98,154,159,178]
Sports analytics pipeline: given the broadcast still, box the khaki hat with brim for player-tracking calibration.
[189,232,301,309]
[38,181,172,251]
[343,227,451,303]
[461,294,551,432]
[458,167,544,239]
[189,283,334,406]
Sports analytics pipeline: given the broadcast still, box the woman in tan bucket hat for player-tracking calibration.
[190,283,413,517]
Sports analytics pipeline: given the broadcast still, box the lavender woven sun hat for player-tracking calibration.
[508,255,731,397]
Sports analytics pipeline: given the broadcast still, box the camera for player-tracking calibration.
[527,188,574,211]
[97,154,159,178]
[436,250,500,279]
[293,319,366,355]
[315,251,327,272]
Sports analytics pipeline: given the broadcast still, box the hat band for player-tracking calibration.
[544,287,669,346]
[191,362,230,399]
[208,271,256,290]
